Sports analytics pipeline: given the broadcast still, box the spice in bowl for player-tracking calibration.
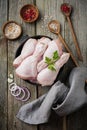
[3,21,22,40]
[20,4,39,22]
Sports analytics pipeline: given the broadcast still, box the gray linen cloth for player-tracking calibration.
[52,67,87,116]
[17,67,87,125]
[17,81,68,124]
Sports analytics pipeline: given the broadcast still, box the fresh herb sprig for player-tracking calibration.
[45,51,60,71]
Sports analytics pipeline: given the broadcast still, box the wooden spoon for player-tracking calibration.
[48,20,87,83]
[48,20,79,67]
[61,3,83,61]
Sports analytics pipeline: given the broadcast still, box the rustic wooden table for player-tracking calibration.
[0,0,87,130]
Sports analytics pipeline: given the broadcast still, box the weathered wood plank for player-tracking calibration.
[8,0,38,130]
[0,0,8,130]
[64,0,87,130]
[0,0,87,130]
[0,38,8,130]
[67,107,87,130]
[0,0,8,36]
[36,0,64,130]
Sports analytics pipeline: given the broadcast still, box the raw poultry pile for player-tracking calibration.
[13,37,70,86]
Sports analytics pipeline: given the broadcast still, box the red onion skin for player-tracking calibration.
[11,88,22,97]
[15,88,26,100]
[9,83,31,102]
[9,83,17,90]
[16,87,31,102]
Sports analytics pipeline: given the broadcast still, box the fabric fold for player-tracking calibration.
[17,81,68,124]
[17,67,87,125]
[52,67,87,116]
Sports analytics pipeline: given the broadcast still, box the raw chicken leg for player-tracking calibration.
[38,37,51,46]
[37,39,63,72]
[15,41,48,80]
[37,52,70,86]
[13,38,37,67]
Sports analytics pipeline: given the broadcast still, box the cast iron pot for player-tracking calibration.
[15,35,66,86]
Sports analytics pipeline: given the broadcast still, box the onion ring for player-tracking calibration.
[11,86,22,97]
[9,83,31,102]
[9,83,17,90]
[15,87,26,100]
[20,87,31,102]
[10,85,19,91]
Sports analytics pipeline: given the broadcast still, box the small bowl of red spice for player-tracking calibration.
[20,4,39,23]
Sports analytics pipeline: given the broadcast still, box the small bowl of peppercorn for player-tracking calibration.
[20,4,39,23]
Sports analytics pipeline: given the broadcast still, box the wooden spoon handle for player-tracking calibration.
[63,116,67,130]
[58,34,87,84]
[86,80,87,83]
[67,16,83,61]
[58,34,79,67]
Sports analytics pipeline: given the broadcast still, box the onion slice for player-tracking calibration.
[11,86,22,97]
[9,83,31,102]
[9,83,17,90]
[15,88,26,100]
[20,87,31,102]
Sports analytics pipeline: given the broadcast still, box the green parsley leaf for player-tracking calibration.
[53,50,60,61]
[45,51,60,71]
[48,64,56,71]
[45,57,52,65]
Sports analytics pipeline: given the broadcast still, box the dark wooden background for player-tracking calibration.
[0,0,87,130]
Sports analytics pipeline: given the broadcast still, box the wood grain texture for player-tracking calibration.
[0,0,8,130]
[36,0,64,130]
[0,0,8,36]
[7,0,37,130]
[67,107,87,130]
[64,0,87,130]
[0,0,87,130]
[0,38,8,130]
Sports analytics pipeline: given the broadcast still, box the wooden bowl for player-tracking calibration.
[20,4,39,23]
[2,21,22,40]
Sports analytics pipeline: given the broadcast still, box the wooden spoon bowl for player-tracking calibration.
[48,20,60,34]
[61,3,72,17]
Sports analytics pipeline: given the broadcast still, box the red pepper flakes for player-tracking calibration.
[22,7,36,21]
[61,3,70,13]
